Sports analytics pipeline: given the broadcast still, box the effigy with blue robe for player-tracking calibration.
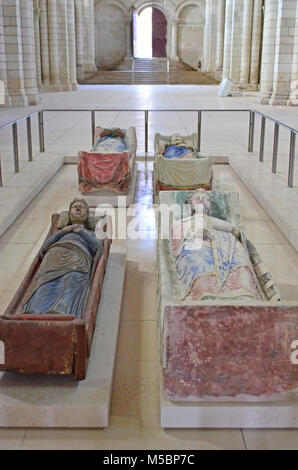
[22,228,101,318]
[163,144,196,159]
[170,221,262,301]
[93,129,127,154]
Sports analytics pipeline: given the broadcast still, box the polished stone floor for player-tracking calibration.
[0,161,298,449]
[0,85,298,449]
[0,85,297,187]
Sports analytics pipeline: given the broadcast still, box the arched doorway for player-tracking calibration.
[133,6,167,58]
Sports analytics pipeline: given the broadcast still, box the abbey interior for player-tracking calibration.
[0,0,298,451]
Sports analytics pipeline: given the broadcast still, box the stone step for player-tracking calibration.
[82,67,219,85]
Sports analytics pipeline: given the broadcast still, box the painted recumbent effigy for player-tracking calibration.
[154,133,213,193]
[78,126,137,193]
[0,199,112,380]
[158,190,298,402]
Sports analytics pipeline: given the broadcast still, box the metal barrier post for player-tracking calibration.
[12,123,19,173]
[248,110,255,152]
[288,131,296,188]
[166,59,170,85]
[272,123,279,173]
[145,110,149,156]
[91,111,95,147]
[27,116,33,162]
[132,59,135,85]
[38,111,45,153]
[259,116,266,162]
[197,110,202,152]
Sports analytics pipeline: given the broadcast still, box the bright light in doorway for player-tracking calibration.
[135,8,152,58]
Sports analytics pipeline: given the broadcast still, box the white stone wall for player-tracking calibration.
[216,0,226,71]
[230,0,244,83]
[39,0,50,87]
[89,0,96,70]
[0,0,83,104]
[290,0,298,105]
[269,0,297,105]
[47,0,61,90]
[0,0,298,106]
[0,0,10,105]
[240,0,253,86]
[3,0,28,106]
[203,0,218,73]
[177,4,205,70]
[33,0,42,91]
[20,0,39,104]
[223,0,233,78]
[57,0,71,91]
[67,0,78,90]
[75,0,85,81]
[260,0,297,105]
[259,0,279,103]
[95,4,127,70]
[249,0,263,88]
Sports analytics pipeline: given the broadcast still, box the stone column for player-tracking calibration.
[125,19,132,58]
[39,0,50,87]
[57,0,71,91]
[0,0,11,106]
[249,0,263,89]
[3,0,28,106]
[89,0,96,70]
[47,0,61,90]
[75,0,85,81]
[289,1,298,105]
[216,0,226,71]
[20,0,40,104]
[83,0,92,72]
[222,0,233,78]
[259,0,278,104]
[33,1,42,91]
[166,20,171,58]
[239,0,253,86]
[269,0,296,105]
[203,1,211,71]
[67,0,78,90]
[171,20,179,61]
[229,0,244,83]
[206,0,218,73]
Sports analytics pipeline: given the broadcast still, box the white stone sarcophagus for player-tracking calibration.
[154,133,213,194]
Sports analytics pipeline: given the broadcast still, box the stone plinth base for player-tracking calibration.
[269,93,290,106]
[161,380,298,428]
[8,93,29,107]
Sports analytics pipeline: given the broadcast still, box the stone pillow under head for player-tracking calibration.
[57,211,104,231]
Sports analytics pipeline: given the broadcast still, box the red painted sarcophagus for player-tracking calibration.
[78,126,137,194]
[163,304,298,400]
[0,213,112,380]
[158,190,298,401]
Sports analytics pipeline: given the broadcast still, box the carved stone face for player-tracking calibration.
[190,192,211,216]
[170,134,183,146]
[70,201,88,224]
